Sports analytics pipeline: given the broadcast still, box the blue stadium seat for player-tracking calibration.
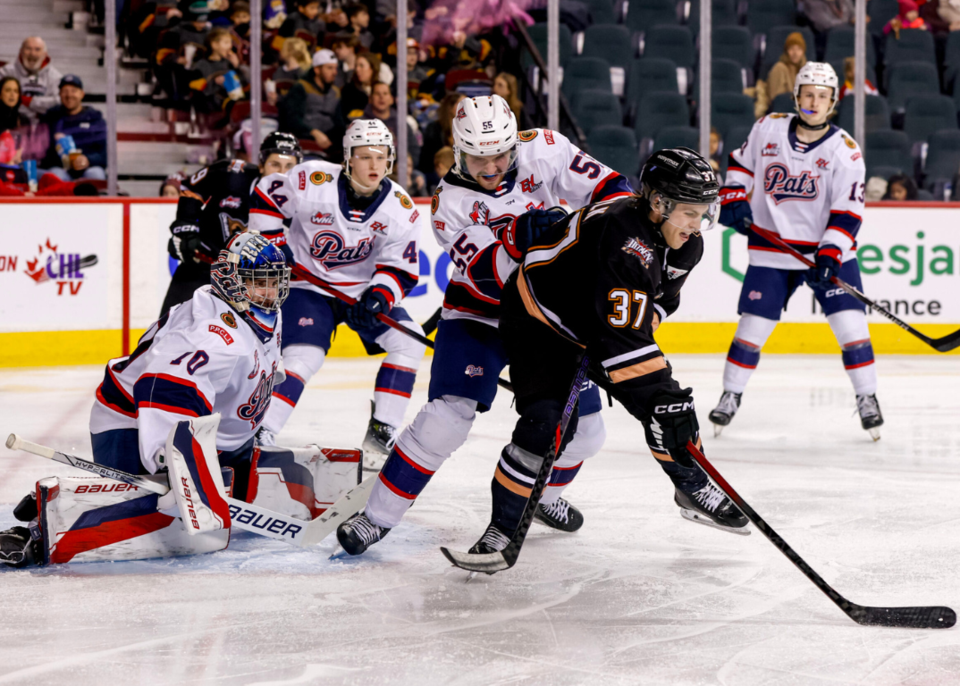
[903,95,957,145]
[869,0,901,36]
[693,58,747,94]
[523,23,574,70]
[562,57,613,101]
[886,61,940,112]
[837,95,891,134]
[824,26,877,68]
[572,90,625,135]
[626,0,681,34]
[864,130,912,179]
[944,32,960,91]
[686,0,739,34]
[761,26,816,80]
[653,125,700,152]
[581,25,633,69]
[635,92,691,141]
[746,0,796,38]
[582,0,618,25]
[769,91,795,114]
[626,58,680,107]
[588,125,641,176]
[641,25,695,69]
[712,93,755,138]
[712,26,755,72]
[884,30,937,85]
[922,129,960,193]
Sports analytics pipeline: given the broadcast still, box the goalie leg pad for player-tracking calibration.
[36,475,229,565]
[165,416,231,534]
[246,445,361,520]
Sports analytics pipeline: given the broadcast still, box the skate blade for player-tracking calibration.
[868,427,881,442]
[465,571,479,583]
[328,545,349,561]
[679,508,751,536]
[713,423,725,438]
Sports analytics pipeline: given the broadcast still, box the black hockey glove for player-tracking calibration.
[0,526,38,568]
[807,244,842,290]
[718,185,752,236]
[345,286,393,330]
[501,208,566,261]
[645,387,700,469]
[168,222,202,263]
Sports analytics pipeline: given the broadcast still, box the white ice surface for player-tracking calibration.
[0,355,958,686]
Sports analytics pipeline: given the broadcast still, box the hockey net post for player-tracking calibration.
[440,354,590,574]
[750,223,960,353]
[686,439,956,629]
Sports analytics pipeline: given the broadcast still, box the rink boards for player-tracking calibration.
[2,198,959,367]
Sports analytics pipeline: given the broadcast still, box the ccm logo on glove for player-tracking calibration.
[655,401,695,414]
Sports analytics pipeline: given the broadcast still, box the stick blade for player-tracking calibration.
[5,434,20,450]
[298,475,377,547]
[849,604,956,629]
[933,329,960,353]
[440,546,511,574]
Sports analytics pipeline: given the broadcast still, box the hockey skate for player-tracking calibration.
[708,391,742,437]
[856,393,884,441]
[675,483,750,535]
[335,512,391,556]
[0,526,38,568]
[361,401,398,471]
[534,498,584,532]
[468,523,511,554]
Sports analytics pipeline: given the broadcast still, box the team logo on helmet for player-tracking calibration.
[456,104,467,120]
[395,191,413,209]
[763,163,820,203]
[310,171,333,185]
[518,130,538,142]
[310,231,375,270]
[221,312,238,328]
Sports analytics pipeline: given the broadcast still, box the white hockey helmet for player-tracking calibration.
[342,118,396,178]
[793,61,839,115]
[452,94,519,180]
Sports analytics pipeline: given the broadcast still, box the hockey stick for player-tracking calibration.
[291,264,515,392]
[686,440,955,629]
[440,353,591,574]
[422,307,442,336]
[5,433,374,548]
[749,223,960,353]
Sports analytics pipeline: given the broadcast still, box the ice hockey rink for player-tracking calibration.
[0,353,958,686]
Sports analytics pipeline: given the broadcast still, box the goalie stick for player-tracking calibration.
[290,264,515,392]
[686,440,955,629]
[5,433,375,549]
[440,353,590,574]
[750,223,960,353]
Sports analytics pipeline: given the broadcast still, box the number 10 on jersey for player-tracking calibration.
[608,289,649,328]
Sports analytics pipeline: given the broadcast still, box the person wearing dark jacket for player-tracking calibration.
[41,75,106,181]
[278,48,345,156]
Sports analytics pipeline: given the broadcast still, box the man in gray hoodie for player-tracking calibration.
[0,37,63,123]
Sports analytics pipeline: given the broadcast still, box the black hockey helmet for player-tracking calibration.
[259,131,303,166]
[639,147,720,205]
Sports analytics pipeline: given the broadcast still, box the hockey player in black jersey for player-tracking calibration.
[160,132,303,315]
[464,147,750,555]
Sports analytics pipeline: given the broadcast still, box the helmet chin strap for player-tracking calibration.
[797,112,830,131]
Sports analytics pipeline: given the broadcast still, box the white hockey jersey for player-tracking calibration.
[90,287,283,474]
[726,113,866,270]
[249,161,420,306]
[432,128,633,327]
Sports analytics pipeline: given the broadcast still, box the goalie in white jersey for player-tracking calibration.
[336,94,636,556]
[709,62,884,439]
[248,119,425,464]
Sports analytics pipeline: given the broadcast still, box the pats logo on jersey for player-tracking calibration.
[622,237,654,267]
[763,163,820,204]
[310,232,375,270]
[238,362,278,429]
[465,365,484,377]
[394,191,413,209]
[310,212,334,225]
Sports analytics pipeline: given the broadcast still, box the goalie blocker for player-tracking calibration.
[3,417,360,566]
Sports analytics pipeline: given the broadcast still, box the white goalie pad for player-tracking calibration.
[247,445,362,520]
[164,414,231,535]
[36,473,232,565]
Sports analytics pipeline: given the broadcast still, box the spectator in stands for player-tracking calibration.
[331,34,361,87]
[364,81,421,164]
[837,56,879,100]
[268,37,311,104]
[492,72,532,130]
[885,0,929,36]
[279,48,344,155]
[160,173,184,197]
[275,0,325,55]
[230,1,251,27]
[345,3,375,49]
[708,127,722,174]
[883,173,919,199]
[0,37,63,124]
[340,52,380,117]
[803,0,855,56]
[189,27,245,117]
[933,0,960,32]
[41,75,107,182]
[756,32,808,117]
[392,152,429,196]
[432,145,454,190]
[0,77,25,135]
[173,1,213,63]
[418,91,462,179]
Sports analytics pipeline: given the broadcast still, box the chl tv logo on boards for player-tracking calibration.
[20,238,97,296]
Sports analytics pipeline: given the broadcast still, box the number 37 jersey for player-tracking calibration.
[726,113,866,270]
[432,128,633,327]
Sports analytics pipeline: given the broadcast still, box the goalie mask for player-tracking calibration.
[452,94,519,181]
[639,147,720,234]
[211,232,290,342]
